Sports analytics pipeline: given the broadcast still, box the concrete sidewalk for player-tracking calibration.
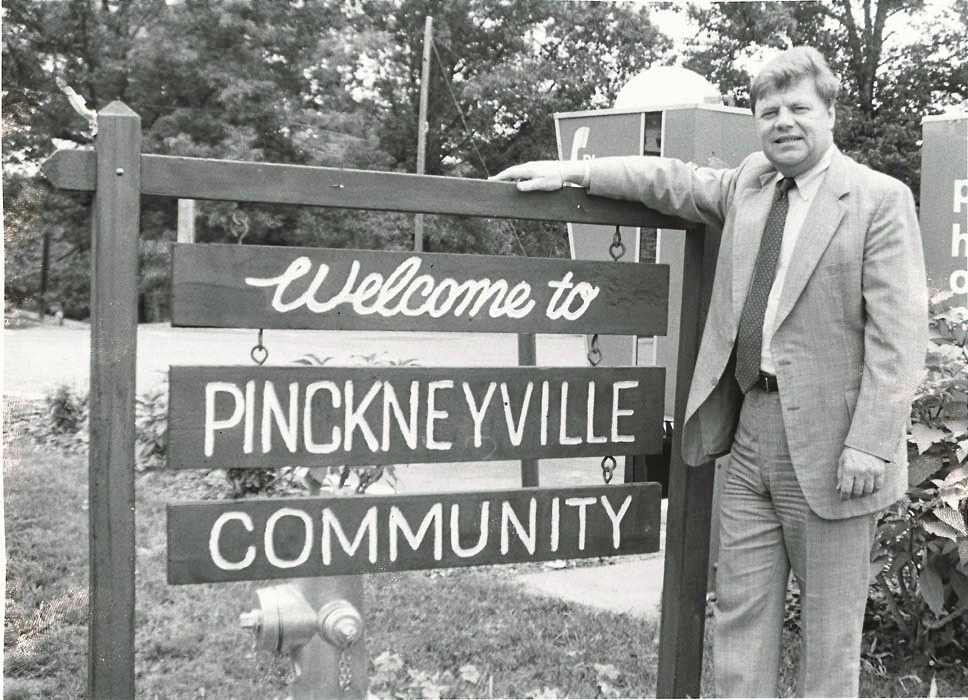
[515,500,668,621]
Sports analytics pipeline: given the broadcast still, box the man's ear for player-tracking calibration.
[827,103,836,127]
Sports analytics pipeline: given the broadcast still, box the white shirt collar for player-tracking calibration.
[775,144,835,201]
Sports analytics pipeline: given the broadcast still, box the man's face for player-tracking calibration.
[755,78,835,177]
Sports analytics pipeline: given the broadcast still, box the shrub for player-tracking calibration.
[290,352,415,496]
[868,296,968,659]
[10,385,90,454]
[135,383,168,470]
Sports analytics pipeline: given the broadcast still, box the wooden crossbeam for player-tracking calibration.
[41,149,696,229]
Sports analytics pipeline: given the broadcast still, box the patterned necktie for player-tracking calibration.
[734,176,797,393]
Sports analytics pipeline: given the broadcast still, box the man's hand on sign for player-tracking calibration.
[836,446,886,500]
[490,160,587,192]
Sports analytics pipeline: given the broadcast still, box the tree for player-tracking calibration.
[4,0,677,318]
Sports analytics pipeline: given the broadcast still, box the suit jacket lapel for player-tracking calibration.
[773,151,850,330]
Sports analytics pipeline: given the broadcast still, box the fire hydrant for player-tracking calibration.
[241,575,366,699]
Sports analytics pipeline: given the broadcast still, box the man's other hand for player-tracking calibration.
[490,160,584,192]
[836,446,886,500]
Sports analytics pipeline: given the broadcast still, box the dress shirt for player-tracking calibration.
[760,145,835,374]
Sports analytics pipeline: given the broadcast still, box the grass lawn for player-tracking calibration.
[4,427,965,698]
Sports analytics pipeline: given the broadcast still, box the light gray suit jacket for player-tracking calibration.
[588,149,927,519]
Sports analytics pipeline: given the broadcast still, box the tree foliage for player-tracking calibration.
[3,0,671,318]
[3,0,964,319]
[680,0,967,194]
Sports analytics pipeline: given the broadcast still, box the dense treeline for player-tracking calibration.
[3,0,965,320]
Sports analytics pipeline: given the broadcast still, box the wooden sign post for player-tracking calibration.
[42,103,717,698]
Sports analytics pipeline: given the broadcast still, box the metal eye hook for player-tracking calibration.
[251,328,268,365]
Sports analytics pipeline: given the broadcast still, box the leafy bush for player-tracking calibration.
[10,385,90,454]
[868,297,968,659]
[291,352,415,496]
[135,383,168,470]
[909,298,968,474]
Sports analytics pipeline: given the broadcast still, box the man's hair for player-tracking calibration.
[750,46,840,112]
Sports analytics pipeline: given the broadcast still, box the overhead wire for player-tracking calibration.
[430,37,529,256]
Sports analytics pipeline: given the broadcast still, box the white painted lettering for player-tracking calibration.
[558,381,582,445]
[351,271,385,314]
[400,274,435,316]
[502,281,536,318]
[611,380,638,443]
[376,257,420,315]
[550,497,560,552]
[322,506,378,565]
[586,381,607,444]
[462,381,496,448]
[546,272,600,320]
[501,499,536,555]
[389,504,443,561]
[426,381,453,450]
[205,382,245,457]
[501,382,533,447]
[565,497,597,550]
[261,381,299,454]
[540,381,549,446]
[244,380,255,454]
[450,502,489,558]
[344,380,381,452]
[600,495,632,549]
[382,381,419,451]
[209,511,255,571]
[545,272,575,319]
[264,508,313,569]
[304,381,341,454]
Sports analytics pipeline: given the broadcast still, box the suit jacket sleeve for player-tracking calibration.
[586,155,740,230]
[844,182,928,460]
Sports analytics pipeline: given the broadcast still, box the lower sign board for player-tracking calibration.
[168,366,664,469]
[167,484,661,583]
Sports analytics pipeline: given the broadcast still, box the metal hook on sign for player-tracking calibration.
[609,225,626,261]
[601,456,617,484]
[587,333,602,366]
[251,329,268,365]
[231,211,250,245]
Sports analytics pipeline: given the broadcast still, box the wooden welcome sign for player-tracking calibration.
[43,103,715,698]
[166,242,667,583]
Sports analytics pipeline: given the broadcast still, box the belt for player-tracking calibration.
[753,372,780,392]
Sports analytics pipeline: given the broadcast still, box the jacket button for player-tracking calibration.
[711,379,718,387]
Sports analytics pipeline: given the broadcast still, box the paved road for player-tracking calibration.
[4,323,603,398]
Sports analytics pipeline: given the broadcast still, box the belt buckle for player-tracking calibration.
[758,373,777,392]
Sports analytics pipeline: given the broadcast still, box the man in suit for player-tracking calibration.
[493,47,927,696]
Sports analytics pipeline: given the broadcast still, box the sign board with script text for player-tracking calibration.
[171,243,669,335]
[167,484,661,584]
